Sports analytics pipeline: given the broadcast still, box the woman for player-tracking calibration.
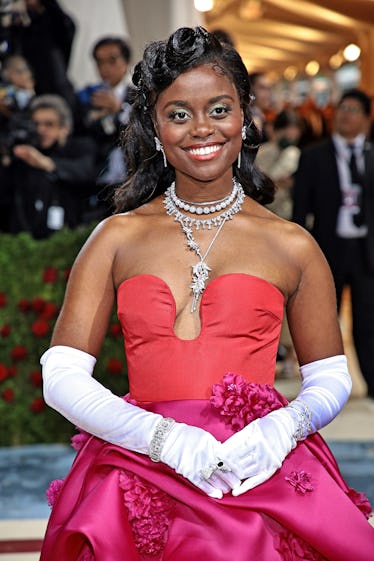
[40,27,374,560]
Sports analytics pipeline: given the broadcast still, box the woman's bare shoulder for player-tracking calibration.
[253,204,319,256]
[83,209,155,250]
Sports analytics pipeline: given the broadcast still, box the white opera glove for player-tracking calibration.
[41,345,240,498]
[218,355,352,496]
[219,407,296,496]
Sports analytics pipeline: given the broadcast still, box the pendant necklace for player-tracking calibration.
[164,178,245,312]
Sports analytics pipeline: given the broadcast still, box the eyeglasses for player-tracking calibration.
[337,104,364,114]
[10,66,30,74]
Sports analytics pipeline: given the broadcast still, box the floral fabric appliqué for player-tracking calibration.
[46,478,65,507]
[210,372,288,431]
[119,470,175,559]
[285,471,314,495]
[274,529,328,561]
[346,487,373,519]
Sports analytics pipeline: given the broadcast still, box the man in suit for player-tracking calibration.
[76,36,133,188]
[292,88,374,398]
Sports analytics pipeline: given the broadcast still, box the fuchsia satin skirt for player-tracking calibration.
[40,380,374,561]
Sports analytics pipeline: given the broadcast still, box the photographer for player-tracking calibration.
[0,54,36,231]
[0,55,35,121]
[8,94,96,238]
[0,0,76,109]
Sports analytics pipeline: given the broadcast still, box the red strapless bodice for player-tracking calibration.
[117,273,284,401]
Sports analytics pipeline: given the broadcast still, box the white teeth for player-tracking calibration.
[187,145,221,156]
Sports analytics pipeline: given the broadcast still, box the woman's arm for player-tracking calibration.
[50,217,119,355]
[286,226,343,364]
[217,226,351,495]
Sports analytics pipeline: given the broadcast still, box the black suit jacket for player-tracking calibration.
[292,138,374,274]
[10,136,96,239]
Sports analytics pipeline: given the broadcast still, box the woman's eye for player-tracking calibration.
[168,110,190,122]
[211,104,231,117]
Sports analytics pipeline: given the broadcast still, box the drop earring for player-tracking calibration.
[237,125,247,169]
[154,136,167,168]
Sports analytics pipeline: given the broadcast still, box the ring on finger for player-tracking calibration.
[216,458,231,473]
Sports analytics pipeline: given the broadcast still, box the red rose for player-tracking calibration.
[107,358,123,375]
[40,302,58,320]
[30,371,43,387]
[2,388,14,402]
[31,297,46,314]
[11,345,27,361]
[7,366,17,377]
[64,267,71,281]
[0,324,11,337]
[31,319,50,337]
[0,293,6,308]
[109,323,122,338]
[30,397,45,413]
[0,364,8,382]
[42,267,58,283]
[18,299,31,312]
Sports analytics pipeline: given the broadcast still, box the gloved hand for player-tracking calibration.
[219,407,297,496]
[210,355,351,496]
[41,345,241,498]
[160,423,241,498]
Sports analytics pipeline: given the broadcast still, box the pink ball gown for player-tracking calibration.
[41,274,374,560]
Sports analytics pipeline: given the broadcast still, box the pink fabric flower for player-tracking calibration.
[274,529,328,560]
[347,487,373,519]
[285,471,314,495]
[210,372,288,431]
[71,428,91,451]
[119,470,175,558]
[46,478,65,507]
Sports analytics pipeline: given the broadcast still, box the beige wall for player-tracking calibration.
[123,0,202,65]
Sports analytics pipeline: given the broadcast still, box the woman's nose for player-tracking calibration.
[190,115,214,138]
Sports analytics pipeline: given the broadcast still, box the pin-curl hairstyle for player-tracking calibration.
[113,26,274,212]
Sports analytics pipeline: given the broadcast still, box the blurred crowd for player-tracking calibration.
[0,3,373,247]
[0,0,133,238]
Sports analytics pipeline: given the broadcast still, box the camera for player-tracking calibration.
[0,113,39,166]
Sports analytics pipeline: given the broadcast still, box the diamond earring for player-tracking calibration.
[154,136,167,168]
[237,125,247,169]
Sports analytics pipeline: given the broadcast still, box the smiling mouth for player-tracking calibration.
[184,144,223,158]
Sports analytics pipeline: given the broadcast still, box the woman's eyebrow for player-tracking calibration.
[162,94,235,111]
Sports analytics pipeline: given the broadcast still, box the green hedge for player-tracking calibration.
[0,226,128,446]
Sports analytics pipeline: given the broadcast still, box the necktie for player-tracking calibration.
[348,143,365,227]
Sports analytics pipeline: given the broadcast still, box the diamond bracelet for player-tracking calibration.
[149,417,176,462]
[287,399,313,441]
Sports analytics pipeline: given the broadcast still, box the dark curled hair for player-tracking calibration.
[113,27,275,212]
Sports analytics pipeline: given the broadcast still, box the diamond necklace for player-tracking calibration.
[164,178,246,312]
[164,177,245,231]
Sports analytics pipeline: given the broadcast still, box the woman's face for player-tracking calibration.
[154,64,243,187]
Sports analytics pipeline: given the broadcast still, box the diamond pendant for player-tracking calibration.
[190,261,211,312]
